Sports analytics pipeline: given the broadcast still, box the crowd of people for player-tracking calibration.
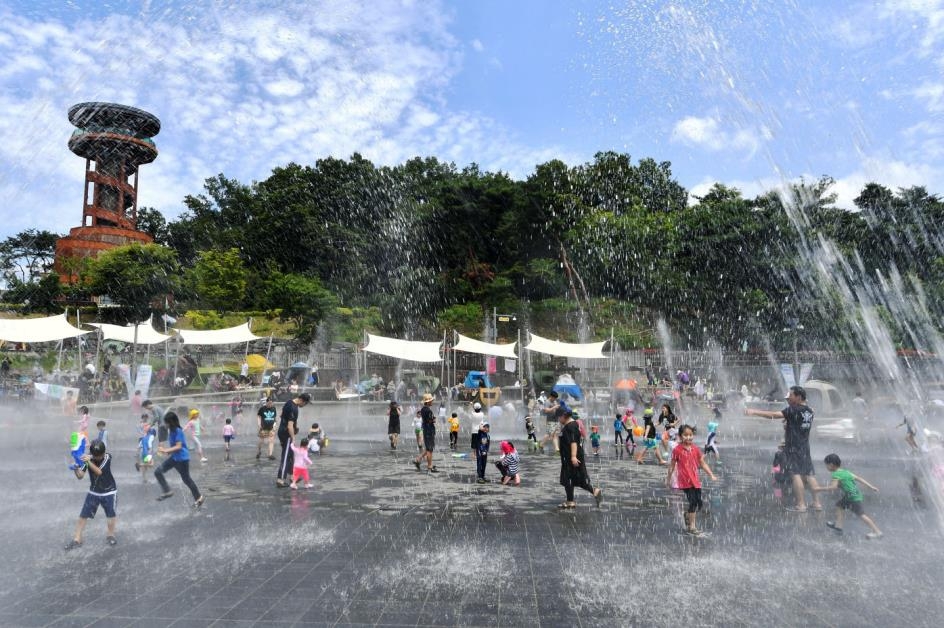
[64,382,891,548]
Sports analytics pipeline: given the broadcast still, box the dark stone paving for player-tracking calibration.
[1,404,943,627]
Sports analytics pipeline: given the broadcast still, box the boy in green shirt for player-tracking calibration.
[813,453,883,539]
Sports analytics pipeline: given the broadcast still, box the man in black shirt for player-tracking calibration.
[412,393,439,473]
[276,392,311,487]
[746,385,823,512]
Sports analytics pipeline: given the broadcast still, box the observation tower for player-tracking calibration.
[55,102,160,281]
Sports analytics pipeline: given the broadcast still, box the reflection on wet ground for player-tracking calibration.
[0,403,941,627]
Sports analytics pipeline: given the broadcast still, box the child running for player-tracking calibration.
[134,414,156,482]
[813,453,883,539]
[95,420,108,449]
[590,425,601,458]
[155,411,205,508]
[65,439,117,550]
[635,405,664,465]
[622,410,637,454]
[525,415,538,451]
[185,409,208,463]
[222,418,236,461]
[704,421,720,462]
[613,413,625,447]
[290,438,314,489]
[448,412,460,450]
[666,424,717,536]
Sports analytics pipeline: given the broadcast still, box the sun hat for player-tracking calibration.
[422,393,435,403]
[189,409,199,418]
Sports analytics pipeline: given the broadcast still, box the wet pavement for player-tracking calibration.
[1,402,942,627]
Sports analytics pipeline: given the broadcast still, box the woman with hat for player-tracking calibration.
[412,393,439,473]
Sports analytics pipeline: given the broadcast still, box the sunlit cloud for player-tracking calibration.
[0,1,563,237]
[671,115,763,157]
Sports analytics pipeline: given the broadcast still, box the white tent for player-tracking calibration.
[0,313,90,343]
[363,333,442,362]
[88,318,173,345]
[524,332,609,359]
[453,333,517,358]
[175,322,260,345]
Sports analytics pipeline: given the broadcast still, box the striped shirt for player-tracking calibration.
[500,451,520,476]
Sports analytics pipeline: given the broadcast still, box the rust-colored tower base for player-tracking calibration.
[55,102,161,283]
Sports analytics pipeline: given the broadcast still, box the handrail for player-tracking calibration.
[71,127,156,146]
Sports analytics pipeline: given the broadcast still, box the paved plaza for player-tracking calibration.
[1,403,942,627]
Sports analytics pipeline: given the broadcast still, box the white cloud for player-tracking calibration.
[881,0,944,61]
[909,81,944,112]
[471,38,484,52]
[671,115,763,156]
[0,1,561,237]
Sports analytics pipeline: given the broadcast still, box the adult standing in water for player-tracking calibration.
[746,385,823,512]
[412,393,438,473]
[557,409,602,509]
[256,396,278,460]
[154,411,204,507]
[277,392,311,488]
[387,400,401,450]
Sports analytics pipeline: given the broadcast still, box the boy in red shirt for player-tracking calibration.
[666,424,717,536]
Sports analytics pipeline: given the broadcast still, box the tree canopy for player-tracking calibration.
[5,151,943,350]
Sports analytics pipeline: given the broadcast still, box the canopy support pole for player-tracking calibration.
[163,314,170,371]
[75,308,82,372]
[440,329,446,402]
[262,334,273,388]
[608,327,615,417]
[519,327,524,407]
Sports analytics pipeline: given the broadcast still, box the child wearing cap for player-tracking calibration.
[471,421,491,483]
[184,409,208,463]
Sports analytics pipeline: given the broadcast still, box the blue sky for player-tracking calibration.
[0,0,942,239]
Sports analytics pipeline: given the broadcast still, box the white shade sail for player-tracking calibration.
[524,332,609,359]
[175,322,261,345]
[89,318,173,345]
[453,333,517,358]
[363,333,442,362]
[0,313,90,343]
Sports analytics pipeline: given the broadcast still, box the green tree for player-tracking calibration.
[2,274,63,313]
[258,272,337,343]
[0,229,59,286]
[136,206,169,245]
[189,248,248,313]
[85,243,181,322]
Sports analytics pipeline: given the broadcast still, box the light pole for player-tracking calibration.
[783,318,804,386]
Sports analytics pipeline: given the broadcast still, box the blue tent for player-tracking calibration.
[553,382,583,400]
[464,371,493,389]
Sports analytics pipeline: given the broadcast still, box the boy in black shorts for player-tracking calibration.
[65,439,117,550]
